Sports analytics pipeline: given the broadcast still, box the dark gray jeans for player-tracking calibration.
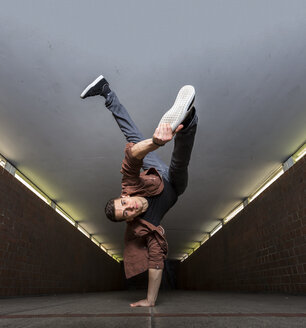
[105,91,198,196]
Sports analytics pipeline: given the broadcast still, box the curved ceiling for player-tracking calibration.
[0,0,305,260]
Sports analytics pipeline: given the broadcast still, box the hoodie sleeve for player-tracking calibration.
[146,232,167,270]
[120,143,143,178]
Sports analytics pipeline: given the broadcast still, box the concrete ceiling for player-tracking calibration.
[0,0,305,260]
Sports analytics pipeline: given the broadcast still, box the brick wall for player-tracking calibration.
[178,156,306,294]
[0,168,124,297]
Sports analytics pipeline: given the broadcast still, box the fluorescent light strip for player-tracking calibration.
[77,225,90,238]
[181,143,306,262]
[293,144,306,162]
[181,241,206,261]
[15,173,50,205]
[200,234,210,245]
[94,239,121,262]
[248,167,284,202]
[180,254,188,262]
[193,243,201,252]
[55,207,75,226]
[0,155,120,264]
[0,158,6,168]
[223,203,244,224]
[210,222,223,237]
[92,237,100,247]
[187,249,194,256]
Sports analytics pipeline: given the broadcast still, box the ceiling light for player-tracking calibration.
[200,234,209,245]
[193,242,201,252]
[15,172,50,205]
[91,237,100,247]
[180,254,189,262]
[223,203,244,224]
[293,143,306,162]
[77,225,90,238]
[248,166,284,202]
[210,222,222,237]
[55,207,75,226]
[112,255,122,262]
[0,157,6,168]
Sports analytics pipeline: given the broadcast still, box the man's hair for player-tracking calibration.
[105,197,124,222]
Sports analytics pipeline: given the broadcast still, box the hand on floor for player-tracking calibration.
[130,299,155,307]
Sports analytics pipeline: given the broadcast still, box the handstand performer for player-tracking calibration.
[80,75,198,307]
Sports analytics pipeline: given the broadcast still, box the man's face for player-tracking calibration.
[114,196,144,222]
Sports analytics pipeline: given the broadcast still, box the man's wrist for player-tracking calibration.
[152,138,165,147]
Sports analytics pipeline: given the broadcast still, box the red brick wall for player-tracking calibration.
[178,156,306,294]
[0,168,124,297]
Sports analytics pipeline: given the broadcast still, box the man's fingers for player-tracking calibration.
[154,123,177,145]
[166,124,171,135]
[162,123,167,139]
[153,124,165,145]
[174,124,184,134]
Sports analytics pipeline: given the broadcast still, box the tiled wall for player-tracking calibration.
[178,157,306,294]
[0,169,124,297]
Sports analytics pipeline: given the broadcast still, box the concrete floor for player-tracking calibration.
[0,290,306,328]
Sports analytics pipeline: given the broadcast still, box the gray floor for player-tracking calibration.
[0,290,306,327]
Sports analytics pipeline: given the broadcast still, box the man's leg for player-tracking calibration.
[105,91,169,175]
[105,91,143,144]
[81,75,168,174]
[168,107,198,195]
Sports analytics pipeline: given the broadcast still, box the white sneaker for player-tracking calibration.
[158,85,195,131]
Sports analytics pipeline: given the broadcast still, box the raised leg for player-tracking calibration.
[168,108,198,195]
[105,91,169,175]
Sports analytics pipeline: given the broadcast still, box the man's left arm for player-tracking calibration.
[131,123,183,159]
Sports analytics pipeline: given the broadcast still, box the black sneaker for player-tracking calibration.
[80,75,111,99]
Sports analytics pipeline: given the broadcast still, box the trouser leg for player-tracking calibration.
[105,91,169,175]
[168,108,198,195]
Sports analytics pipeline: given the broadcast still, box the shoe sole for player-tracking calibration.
[158,85,195,131]
[80,75,104,98]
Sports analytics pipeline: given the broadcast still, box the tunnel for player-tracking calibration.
[0,1,306,327]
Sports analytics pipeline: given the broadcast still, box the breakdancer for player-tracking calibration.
[80,75,197,306]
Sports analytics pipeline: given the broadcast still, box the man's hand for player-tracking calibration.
[130,124,183,159]
[152,123,184,146]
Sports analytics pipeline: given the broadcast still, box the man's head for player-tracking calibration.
[105,195,147,222]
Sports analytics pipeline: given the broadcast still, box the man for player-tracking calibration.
[80,75,198,307]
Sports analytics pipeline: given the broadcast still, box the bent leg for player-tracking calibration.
[105,91,169,174]
[168,108,198,195]
[105,91,143,144]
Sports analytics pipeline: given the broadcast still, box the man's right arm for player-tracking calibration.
[130,123,183,160]
[130,138,160,160]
